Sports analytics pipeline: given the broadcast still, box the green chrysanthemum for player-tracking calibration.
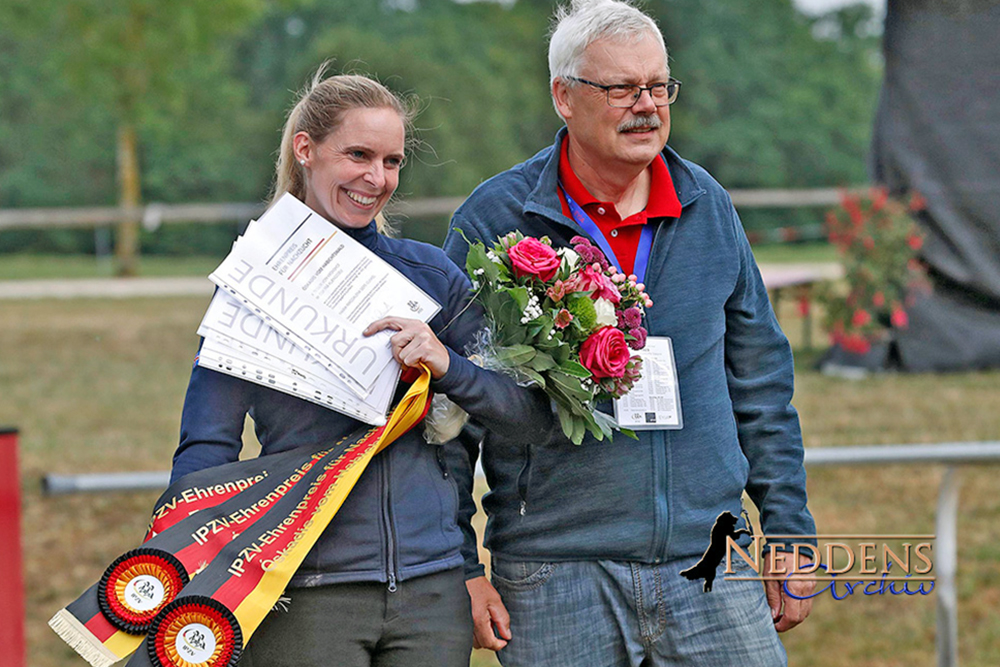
[566,293,597,331]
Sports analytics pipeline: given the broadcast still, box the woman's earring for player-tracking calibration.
[299,159,306,166]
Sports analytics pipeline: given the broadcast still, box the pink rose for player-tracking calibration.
[579,326,631,379]
[508,238,561,282]
[563,265,622,304]
[592,273,621,304]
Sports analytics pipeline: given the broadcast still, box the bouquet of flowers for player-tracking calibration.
[818,187,930,355]
[461,231,651,445]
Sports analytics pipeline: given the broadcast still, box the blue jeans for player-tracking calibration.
[491,555,786,667]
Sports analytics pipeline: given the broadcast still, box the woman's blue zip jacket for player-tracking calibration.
[171,220,552,588]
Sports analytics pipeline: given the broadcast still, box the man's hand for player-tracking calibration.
[762,552,815,632]
[465,576,511,651]
[363,317,450,379]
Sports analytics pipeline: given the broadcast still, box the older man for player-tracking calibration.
[444,1,816,665]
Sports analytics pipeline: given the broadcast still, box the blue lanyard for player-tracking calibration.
[560,187,654,284]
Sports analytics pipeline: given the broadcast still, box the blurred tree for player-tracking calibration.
[24,0,267,273]
[235,0,560,200]
[652,0,882,230]
[656,0,882,188]
[0,0,883,255]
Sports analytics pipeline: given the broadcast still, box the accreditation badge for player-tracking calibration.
[613,336,682,430]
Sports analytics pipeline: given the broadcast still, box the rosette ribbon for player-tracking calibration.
[50,368,433,667]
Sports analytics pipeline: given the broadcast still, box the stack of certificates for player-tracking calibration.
[197,193,441,425]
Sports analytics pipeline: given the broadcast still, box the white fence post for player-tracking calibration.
[936,467,960,667]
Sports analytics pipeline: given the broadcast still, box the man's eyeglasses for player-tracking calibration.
[568,77,682,108]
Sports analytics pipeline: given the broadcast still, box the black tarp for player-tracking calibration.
[870,0,1000,371]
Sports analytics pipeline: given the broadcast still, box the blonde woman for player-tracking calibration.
[171,70,551,666]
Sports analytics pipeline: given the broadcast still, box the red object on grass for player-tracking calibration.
[0,428,25,667]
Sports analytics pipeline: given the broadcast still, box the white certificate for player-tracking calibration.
[197,290,398,424]
[613,336,683,430]
[209,193,440,395]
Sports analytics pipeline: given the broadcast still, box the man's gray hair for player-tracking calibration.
[548,0,668,88]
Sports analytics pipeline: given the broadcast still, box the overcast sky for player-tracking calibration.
[453,0,889,20]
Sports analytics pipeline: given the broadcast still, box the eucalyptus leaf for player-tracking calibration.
[497,344,536,366]
[528,352,556,372]
[570,414,586,445]
[584,416,605,442]
[519,367,546,388]
[552,345,571,364]
[509,286,529,311]
[557,360,592,379]
[466,242,500,282]
[548,371,591,403]
[557,404,576,442]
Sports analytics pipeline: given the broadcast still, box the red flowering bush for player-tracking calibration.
[818,188,930,355]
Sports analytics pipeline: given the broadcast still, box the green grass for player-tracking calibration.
[751,241,840,264]
[0,254,221,280]
[4,296,999,667]
[0,242,840,282]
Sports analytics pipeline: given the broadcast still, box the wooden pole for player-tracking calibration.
[115,123,141,277]
[0,428,25,667]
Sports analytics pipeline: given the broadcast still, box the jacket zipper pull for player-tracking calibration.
[388,572,397,593]
[519,501,526,516]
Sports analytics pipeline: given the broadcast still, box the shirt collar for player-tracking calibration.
[557,135,683,220]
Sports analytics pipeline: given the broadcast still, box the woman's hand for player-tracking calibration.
[363,317,451,379]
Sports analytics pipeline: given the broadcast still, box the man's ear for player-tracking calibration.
[552,77,574,120]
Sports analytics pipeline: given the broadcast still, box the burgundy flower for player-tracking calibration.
[618,306,642,329]
[627,327,647,350]
[554,308,574,329]
[570,236,610,270]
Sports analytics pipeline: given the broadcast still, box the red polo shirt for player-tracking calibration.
[557,137,682,275]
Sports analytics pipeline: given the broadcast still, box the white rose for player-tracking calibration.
[593,297,618,328]
[558,247,580,271]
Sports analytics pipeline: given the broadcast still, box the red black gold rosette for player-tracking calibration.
[49,368,433,667]
[147,597,242,667]
[98,549,189,634]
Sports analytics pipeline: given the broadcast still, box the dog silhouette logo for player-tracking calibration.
[680,511,751,592]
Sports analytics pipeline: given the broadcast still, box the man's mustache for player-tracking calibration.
[618,115,662,132]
